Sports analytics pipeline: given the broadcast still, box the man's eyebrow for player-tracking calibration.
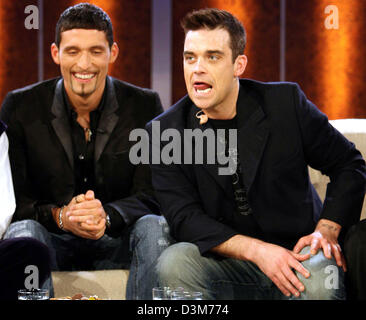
[63,45,79,51]
[183,50,225,55]
[206,50,224,55]
[89,45,106,50]
[63,45,106,51]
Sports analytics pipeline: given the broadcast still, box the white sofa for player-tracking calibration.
[52,119,366,300]
[309,119,366,221]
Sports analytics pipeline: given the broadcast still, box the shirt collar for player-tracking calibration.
[62,79,108,118]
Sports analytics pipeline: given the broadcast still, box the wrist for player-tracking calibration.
[245,238,264,263]
[315,218,341,238]
[212,235,262,262]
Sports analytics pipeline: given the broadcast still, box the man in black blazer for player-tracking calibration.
[0,3,169,299]
[147,8,366,299]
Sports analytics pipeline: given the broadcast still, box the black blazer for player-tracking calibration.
[1,76,163,233]
[147,79,366,253]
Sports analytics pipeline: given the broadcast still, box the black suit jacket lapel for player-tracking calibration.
[94,76,119,164]
[51,79,74,170]
[236,81,269,193]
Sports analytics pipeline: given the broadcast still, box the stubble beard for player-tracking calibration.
[71,80,97,98]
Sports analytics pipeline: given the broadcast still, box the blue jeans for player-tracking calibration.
[157,242,346,300]
[127,214,172,299]
[4,214,171,299]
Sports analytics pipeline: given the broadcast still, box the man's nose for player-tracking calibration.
[77,52,92,69]
[193,57,206,73]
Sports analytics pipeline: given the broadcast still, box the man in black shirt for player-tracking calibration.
[0,4,168,299]
[147,8,366,299]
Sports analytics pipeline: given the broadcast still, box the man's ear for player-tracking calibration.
[109,42,119,64]
[50,43,60,65]
[234,54,248,77]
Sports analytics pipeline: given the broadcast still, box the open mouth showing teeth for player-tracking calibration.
[194,82,212,93]
[73,73,96,80]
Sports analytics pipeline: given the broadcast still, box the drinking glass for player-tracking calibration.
[152,287,171,300]
[170,290,185,300]
[18,289,49,300]
[190,292,203,300]
[171,289,203,300]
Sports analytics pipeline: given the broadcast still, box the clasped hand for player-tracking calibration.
[62,190,106,240]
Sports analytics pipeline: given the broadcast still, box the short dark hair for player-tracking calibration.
[181,8,246,62]
[55,3,114,47]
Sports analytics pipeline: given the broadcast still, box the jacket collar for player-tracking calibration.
[94,76,119,163]
[51,79,73,169]
[187,79,269,194]
[236,80,269,192]
[51,76,120,169]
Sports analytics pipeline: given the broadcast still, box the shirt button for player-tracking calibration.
[79,154,85,160]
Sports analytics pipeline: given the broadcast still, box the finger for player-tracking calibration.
[289,258,310,279]
[80,218,105,231]
[293,237,310,254]
[276,272,300,298]
[67,207,103,218]
[88,229,105,240]
[66,204,103,219]
[336,244,347,271]
[85,190,95,201]
[79,223,103,231]
[74,194,86,204]
[69,226,96,239]
[272,276,291,298]
[331,244,344,268]
[86,226,106,239]
[73,212,103,224]
[321,241,332,259]
[69,199,102,212]
[310,238,320,255]
[68,214,99,224]
[282,266,305,295]
[291,251,311,262]
[85,218,101,225]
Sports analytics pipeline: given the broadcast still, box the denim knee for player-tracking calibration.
[126,215,173,300]
[157,242,201,288]
[4,219,49,241]
[295,246,346,300]
[130,214,172,249]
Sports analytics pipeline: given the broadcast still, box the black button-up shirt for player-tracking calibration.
[65,95,103,196]
[62,82,124,236]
